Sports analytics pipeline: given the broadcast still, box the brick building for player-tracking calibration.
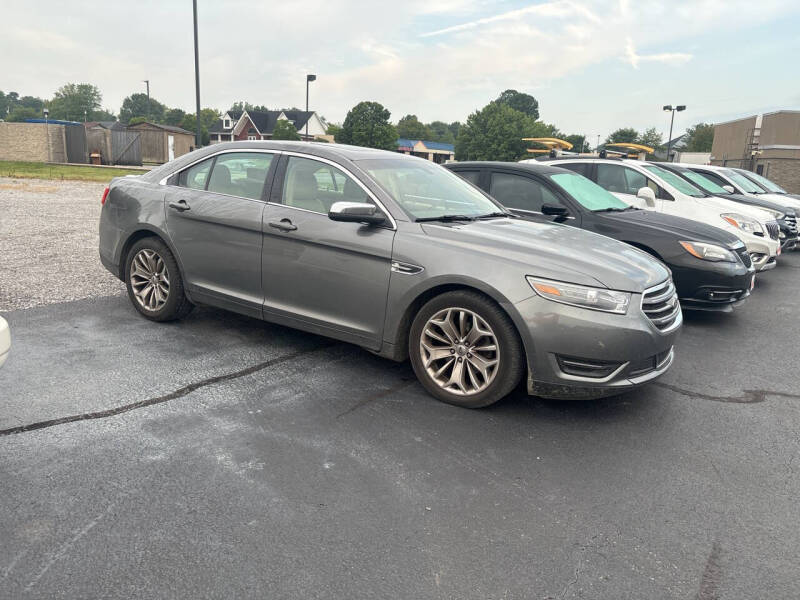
[711,110,800,193]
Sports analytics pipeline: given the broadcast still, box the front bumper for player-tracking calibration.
[744,236,779,271]
[670,256,755,312]
[513,290,681,400]
[0,316,10,369]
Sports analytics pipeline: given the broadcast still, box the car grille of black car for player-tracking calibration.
[734,246,752,268]
[642,280,680,332]
[784,213,798,234]
[765,220,780,240]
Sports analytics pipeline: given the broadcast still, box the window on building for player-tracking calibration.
[247,135,257,140]
[223,118,232,129]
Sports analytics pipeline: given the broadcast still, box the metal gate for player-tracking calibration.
[111,130,142,166]
[64,124,88,164]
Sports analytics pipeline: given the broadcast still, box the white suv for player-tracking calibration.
[684,164,800,213]
[531,158,781,271]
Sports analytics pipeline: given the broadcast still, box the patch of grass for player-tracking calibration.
[0,161,147,183]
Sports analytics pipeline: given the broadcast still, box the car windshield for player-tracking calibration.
[721,169,764,193]
[643,164,705,197]
[358,158,502,220]
[549,172,630,211]
[677,168,730,195]
[740,170,787,193]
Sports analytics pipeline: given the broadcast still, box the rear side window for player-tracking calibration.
[206,152,273,200]
[454,170,481,186]
[559,163,590,177]
[179,158,213,190]
[282,156,372,214]
[489,172,560,212]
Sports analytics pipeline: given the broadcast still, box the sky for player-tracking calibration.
[2,0,799,140]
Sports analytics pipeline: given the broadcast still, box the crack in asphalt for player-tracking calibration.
[0,344,333,437]
[653,382,800,404]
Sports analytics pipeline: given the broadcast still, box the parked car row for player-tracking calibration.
[97,141,793,409]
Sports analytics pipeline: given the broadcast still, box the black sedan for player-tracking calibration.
[446,161,756,311]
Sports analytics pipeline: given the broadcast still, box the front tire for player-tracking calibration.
[124,237,193,322]
[409,291,524,408]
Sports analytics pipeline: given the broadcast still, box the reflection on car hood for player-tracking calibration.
[420,218,669,293]
[602,210,741,246]
[697,196,775,224]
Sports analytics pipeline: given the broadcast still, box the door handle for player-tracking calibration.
[268,219,297,232]
[168,199,191,212]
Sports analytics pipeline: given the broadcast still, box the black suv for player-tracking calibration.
[446,161,756,312]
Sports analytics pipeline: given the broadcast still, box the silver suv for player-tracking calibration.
[99,142,680,407]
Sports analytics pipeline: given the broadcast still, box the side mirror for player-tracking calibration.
[722,185,735,194]
[328,201,386,225]
[636,186,657,207]
[541,203,568,217]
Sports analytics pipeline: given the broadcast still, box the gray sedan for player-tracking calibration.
[99,141,680,407]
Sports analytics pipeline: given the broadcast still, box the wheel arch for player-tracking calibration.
[117,226,185,282]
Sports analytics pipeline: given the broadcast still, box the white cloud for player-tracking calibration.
[624,38,693,69]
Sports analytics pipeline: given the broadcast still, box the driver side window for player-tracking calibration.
[489,172,561,213]
[282,156,373,214]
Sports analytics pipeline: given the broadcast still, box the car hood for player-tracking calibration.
[420,218,669,293]
[719,193,792,214]
[696,196,774,224]
[600,210,741,247]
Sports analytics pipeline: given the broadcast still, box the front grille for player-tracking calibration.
[765,221,780,240]
[734,246,752,268]
[642,280,680,332]
[556,355,622,379]
[785,213,798,234]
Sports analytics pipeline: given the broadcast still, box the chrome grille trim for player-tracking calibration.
[765,220,780,240]
[641,279,681,333]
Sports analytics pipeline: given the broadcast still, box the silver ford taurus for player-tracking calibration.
[99,141,681,408]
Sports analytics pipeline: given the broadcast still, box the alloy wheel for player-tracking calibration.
[420,307,500,395]
[129,249,170,312]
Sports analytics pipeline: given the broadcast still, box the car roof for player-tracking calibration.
[447,161,572,176]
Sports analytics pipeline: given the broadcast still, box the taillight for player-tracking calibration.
[101,187,110,205]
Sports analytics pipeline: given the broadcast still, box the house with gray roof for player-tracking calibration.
[209,109,327,143]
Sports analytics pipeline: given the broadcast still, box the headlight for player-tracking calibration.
[527,276,630,314]
[679,241,737,262]
[721,213,763,234]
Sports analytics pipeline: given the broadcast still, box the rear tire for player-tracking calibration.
[124,237,193,322]
[409,290,524,408]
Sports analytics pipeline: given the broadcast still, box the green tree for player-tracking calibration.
[338,101,397,150]
[448,121,461,140]
[128,116,147,126]
[228,101,270,113]
[396,114,430,140]
[456,101,546,161]
[682,123,715,152]
[164,108,186,126]
[496,89,539,120]
[272,119,301,140]
[637,127,663,151]
[119,92,166,124]
[563,134,588,152]
[606,127,639,144]
[426,120,456,144]
[180,108,221,146]
[48,83,102,121]
[326,123,343,141]
[6,106,40,122]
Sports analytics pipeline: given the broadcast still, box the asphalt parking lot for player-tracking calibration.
[1,179,799,599]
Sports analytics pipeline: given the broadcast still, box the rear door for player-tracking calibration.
[164,150,277,317]
[260,154,396,349]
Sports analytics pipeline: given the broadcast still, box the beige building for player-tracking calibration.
[0,122,67,163]
[711,110,800,193]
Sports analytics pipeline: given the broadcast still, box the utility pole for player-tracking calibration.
[143,80,150,121]
[305,74,316,140]
[193,0,202,148]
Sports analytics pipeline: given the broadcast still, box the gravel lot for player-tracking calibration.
[0,177,125,311]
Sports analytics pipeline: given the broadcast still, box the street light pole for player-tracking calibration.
[305,74,316,140]
[143,80,150,122]
[43,108,51,163]
[193,0,202,148]
[663,104,686,161]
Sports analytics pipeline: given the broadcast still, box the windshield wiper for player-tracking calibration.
[475,211,514,219]
[593,207,629,212]
[415,214,477,222]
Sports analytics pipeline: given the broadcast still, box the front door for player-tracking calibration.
[261,154,395,349]
[164,150,277,317]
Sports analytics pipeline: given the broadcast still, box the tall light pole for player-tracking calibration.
[143,80,150,122]
[193,0,202,148]
[663,104,686,161]
[305,74,316,140]
[596,134,601,152]
[43,108,51,163]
